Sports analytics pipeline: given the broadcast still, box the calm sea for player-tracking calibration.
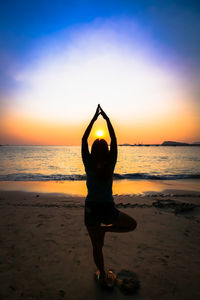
[0,146,200,181]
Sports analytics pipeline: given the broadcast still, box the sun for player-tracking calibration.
[96,130,104,137]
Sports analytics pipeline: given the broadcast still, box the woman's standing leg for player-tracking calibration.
[87,226,106,281]
[86,211,137,286]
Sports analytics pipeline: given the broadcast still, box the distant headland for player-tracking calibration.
[119,141,200,147]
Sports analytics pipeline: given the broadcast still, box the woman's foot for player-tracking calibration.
[95,270,115,289]
[95,269,116,289]
[106,270,116,288]
[95,270,107,286]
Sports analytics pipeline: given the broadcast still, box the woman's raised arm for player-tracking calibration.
[100,106,117,164]
[82,105,100,163]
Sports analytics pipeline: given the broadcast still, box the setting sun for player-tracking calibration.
[96,130,104,137]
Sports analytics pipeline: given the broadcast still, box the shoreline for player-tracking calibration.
[0,178,200,196]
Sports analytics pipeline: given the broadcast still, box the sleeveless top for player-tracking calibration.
[84,158,115,204]
[82,139,117,205]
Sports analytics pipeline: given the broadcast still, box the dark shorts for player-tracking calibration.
[84,202,120,227]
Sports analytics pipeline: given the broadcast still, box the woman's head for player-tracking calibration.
[91,139,109,162]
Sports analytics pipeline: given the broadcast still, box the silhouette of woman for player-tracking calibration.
[82,105,137,287]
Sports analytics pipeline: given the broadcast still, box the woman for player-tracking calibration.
[82,105,137,287]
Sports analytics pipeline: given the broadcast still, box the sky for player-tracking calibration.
[0,0,200,145]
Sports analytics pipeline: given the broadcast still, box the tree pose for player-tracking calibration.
[82,105,137,287]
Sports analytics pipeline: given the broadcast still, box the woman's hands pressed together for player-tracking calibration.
[93,104,109,122]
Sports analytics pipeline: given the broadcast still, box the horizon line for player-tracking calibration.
[1,141,200,147]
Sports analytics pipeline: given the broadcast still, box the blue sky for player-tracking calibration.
[1,0,200,92]
[0,0,200,144]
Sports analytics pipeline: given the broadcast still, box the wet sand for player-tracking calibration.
[0,179,200,196]
[0,189,200,299]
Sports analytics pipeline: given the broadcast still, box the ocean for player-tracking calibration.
[0,145,200,181]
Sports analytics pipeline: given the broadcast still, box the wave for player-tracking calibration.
[0,173,86,181]
[114,173,200,180]
[0,172,200,181]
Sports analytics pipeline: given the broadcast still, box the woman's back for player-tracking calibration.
[83,148,116,204]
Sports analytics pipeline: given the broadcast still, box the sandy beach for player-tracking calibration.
[0,187,200,299]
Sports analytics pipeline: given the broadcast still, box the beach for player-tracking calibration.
[0,185,200,299]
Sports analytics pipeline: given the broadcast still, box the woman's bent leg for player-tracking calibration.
[87,226,106,280]
[102,211,137,233]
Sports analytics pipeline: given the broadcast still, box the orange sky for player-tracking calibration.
[1,103,199,145]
